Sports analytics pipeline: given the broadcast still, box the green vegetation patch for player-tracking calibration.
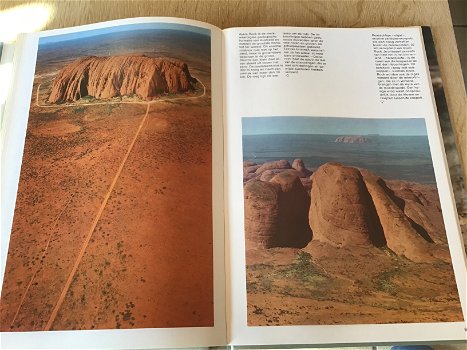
[373,268,401,296]
[278,251,329,287]
[246,251,333,300]
[246,264,275,293]
[39,112,61,122]
[73,106,86,114]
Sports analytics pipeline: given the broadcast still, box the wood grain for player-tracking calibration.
[1,0,465,181]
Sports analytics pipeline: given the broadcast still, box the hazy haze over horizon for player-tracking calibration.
[242,116,428,136]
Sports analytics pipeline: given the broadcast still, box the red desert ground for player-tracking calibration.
[1,51,214,331]
[243,159,463,326]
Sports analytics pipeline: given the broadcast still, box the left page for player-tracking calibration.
[0,17,225,349]
[0,41,15,127]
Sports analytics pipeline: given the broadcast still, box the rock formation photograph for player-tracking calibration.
[242,116,464,326]
[1,23,213,331]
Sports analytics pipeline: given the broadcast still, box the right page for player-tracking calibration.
[223,27,467,345]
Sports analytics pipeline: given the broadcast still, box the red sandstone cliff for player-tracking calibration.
[244,171,312,249]
[309,163,385,247]
[48,55,197,103]
[362,170,449,263]
[244,160,450,264]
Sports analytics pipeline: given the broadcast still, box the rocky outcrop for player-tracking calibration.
[259,169,292,182]
[300,177,312,190]
[243,164,262,182]
[244,180,282,248]
[244,172,312,249]
[255,160,291,175]
[292,159,312,177]
[309,163,386,247]
[243,159,313,184]
[243,161,257,167]
[243,160,449,263]
[270,171,312,248]
[361,170,445,262]
[387,180,447,245]
[334,136,372,144]
[48,55,197,103]
[308,162,446,262]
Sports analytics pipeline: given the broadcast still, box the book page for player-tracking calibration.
[223,26,467,345]
[0,41,15,128]
[0,17,225,349]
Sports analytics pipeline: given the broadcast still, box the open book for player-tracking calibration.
[1,17,466,349]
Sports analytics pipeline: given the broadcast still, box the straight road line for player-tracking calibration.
[9,194,75,329]
[44,103,151,331]
[26,73,206,330]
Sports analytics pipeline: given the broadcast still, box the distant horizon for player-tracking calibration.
[242,116,429,136]
[39,22,210,46]
[243,132,426,136]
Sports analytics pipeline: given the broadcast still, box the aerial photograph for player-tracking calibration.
[242,116,464,326]
[0,22,214,331]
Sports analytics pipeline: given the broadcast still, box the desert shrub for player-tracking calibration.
[279,251,328,286]
[373,270,398,296]
[73,106,85,114]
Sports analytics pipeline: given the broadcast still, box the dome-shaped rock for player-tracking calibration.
[309,162,385,247]
[48,55,196,103]
[292,159,313,178]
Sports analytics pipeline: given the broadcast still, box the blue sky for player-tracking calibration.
[242,116,428,136]
[39,22,210,45]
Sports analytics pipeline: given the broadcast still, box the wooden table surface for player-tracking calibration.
[1,0,466,181]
